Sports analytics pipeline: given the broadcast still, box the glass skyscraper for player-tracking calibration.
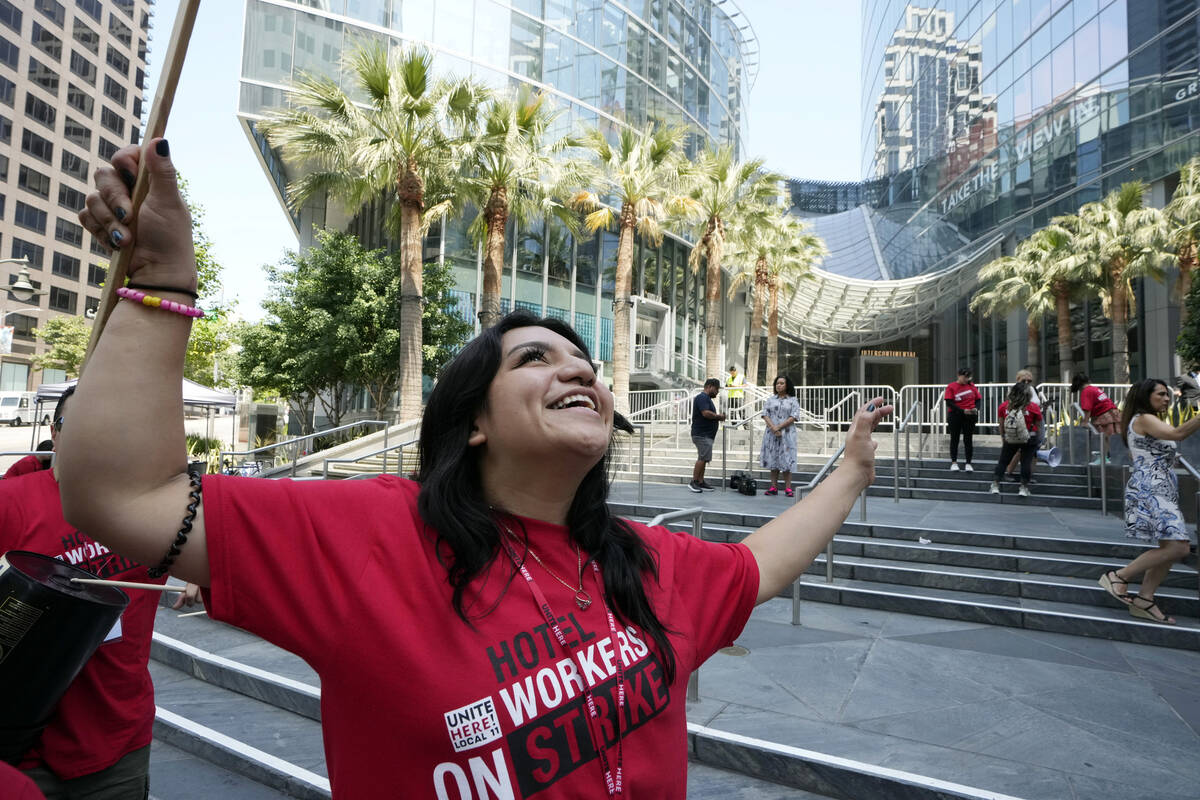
[238,0,757,384]
[784,1,1200,386]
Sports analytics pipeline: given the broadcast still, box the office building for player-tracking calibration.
[0,0,152,392]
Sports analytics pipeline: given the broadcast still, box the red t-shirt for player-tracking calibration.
[4,454,47,480]
[997,401,1043,435]
[1080,384,1116,418]
[0,470,164,780]
[0,761,44,799]
[944,381,981,411]
[201,475,759,799]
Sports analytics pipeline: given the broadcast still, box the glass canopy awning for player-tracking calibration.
[779,233,1003,347]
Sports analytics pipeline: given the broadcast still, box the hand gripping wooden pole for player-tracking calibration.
[81,0,202,371]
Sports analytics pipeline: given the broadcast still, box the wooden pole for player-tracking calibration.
[81,0,202,371]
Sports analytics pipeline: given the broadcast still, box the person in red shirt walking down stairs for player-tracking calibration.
[990,382,1043,497]
[0,385,202,798]
[944,367,982,471]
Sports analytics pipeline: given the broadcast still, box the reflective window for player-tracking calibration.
[293,12,341,80]
[434,0,472,55]
[1098,0,1127,73]
[243,0,294,84]
[510,14,542,80]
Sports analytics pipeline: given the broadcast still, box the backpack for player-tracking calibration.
[729,470,758,496]
[1002,406,1031,444]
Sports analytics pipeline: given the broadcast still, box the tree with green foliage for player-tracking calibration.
[1176,277,1200,367]
[570,123,697,411]
[1074,181,1173,382]
[259,43,485,421]
[687,147,782,378]
[236,321,318,435]
[1167,154,1200,324]
[459,86,582,329]
[32,316,91,377]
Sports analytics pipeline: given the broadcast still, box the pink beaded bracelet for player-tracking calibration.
[115,286,206,318]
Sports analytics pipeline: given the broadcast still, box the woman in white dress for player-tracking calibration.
[1098,379,1200,625]
[760,376,802,497]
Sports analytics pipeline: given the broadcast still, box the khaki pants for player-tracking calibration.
[24,745,149,800]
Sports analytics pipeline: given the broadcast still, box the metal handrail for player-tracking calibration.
[791,442,857,625]
[0,450,55,469]
[322,436,419,479]
[220,420,389,478]
[893,400,921,504]
[1073,402,1108,515]
[646,507,704,701]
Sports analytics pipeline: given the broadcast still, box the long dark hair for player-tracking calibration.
[1006,381,1031,410]
[417,311,676,681]
[1120,379,1168,446]
[1069,373,1089,394]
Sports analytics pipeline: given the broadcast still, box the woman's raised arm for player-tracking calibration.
[57,139,210,586]
[742,399,892,604]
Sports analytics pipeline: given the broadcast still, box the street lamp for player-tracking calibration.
[6,262,48,304]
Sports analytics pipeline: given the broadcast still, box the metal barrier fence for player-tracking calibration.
[220,420,390,477]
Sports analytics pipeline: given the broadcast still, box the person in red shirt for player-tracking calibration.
[3,440,53,479]
[990,382,1043,497]
[943,367,982,471]
[1071,373,1120,435]
[0,387,198,797]
[58,139,895,799]
[0,761,45,800]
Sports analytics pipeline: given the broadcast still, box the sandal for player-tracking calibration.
[1098,570,1132,605]
[1128,595,1176,625]
[764,486,778,496]
[784,487,794,497]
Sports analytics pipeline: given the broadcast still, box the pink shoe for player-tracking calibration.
[784,487,794,497]
[764,486,778,496]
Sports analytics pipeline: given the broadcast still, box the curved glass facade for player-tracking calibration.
[858,0,1200,278]
[239,0,756,156]
[237,0,757,384]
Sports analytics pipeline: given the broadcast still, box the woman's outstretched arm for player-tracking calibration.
[57,139,210,586]
[742,399,892,604]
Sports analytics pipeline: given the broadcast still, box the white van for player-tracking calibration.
[0,391,46,427]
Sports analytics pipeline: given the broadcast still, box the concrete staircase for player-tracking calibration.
[608,502,1200,651]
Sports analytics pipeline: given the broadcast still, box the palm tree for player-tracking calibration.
[1166,155,1200,323]
[569,123,697,412]
[459,87,582,329]
[764,217,826,381]
[686,147,783,377]
[257,44,485,421]
[1075,181,1173,382]
[727,211,821,385]
[971,251,1049,377]
[1037,220,1090,382]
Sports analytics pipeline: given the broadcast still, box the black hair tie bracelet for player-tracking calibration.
[148,465,203,578]
[125,282,200,302]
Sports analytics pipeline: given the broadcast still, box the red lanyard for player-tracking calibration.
[500,535,625,796]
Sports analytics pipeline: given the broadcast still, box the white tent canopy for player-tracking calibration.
[35,377,236,409]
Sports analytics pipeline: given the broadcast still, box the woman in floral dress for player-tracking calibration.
[761,376,803,497]
[1098,379,1200,625]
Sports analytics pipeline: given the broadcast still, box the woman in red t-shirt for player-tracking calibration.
[943,367,982,470]
[1071,374,1120,435]
[56,139,898,799]
[990,383,1042,497]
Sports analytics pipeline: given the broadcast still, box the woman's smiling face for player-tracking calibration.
[470,326,615,466]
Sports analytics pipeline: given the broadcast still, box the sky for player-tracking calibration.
[147,1,862,320]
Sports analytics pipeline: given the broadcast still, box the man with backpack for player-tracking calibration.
[990,382,1043,497]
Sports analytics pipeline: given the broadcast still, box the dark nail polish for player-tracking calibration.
[119,168,136,190]
[115,207,126,221]
[155,139,170,157]
[110,230,124,247]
